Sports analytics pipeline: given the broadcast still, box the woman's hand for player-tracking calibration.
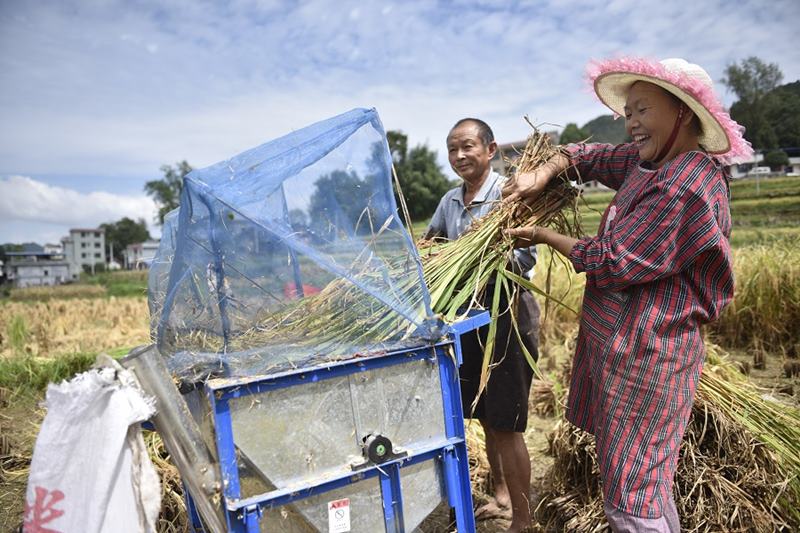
[505,226,579,259]
[502,152,570,204]
[502,168,549,204]
[505,226,543,248]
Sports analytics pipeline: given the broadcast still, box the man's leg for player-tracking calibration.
[492,429,532,532]
[475,420,511,519]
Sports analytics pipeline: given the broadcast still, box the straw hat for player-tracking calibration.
[588,57,753,164]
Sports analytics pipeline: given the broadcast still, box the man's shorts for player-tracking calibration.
[459,290,540,433]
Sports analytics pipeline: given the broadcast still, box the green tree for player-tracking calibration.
[386,131,452,222]
[764,81,800,148]
[763,150,789,171]
[723,57,784,150]
[145,160,193,224]
[386,130,408,167]
[0,243,23,265]
[100,217,151,264]
[308,170,369,239]
[559,123,589,144]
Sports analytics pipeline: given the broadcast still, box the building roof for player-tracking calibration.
[18,242,45,253]
[5,251,61,257]
[69,227,105,233]
[126,240,160,251]
[10,260,70,267]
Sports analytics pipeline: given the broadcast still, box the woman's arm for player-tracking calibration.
[571,156,726,291]
[505,226,577,259]
[507,154,729,292]
[563,143,638,191]
[502,143,637,204]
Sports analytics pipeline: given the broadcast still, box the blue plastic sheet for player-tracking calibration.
[148,108,438,381]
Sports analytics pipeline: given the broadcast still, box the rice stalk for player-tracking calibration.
[416,124,582,407]
[144,431,188,532]
[711,239,800,352]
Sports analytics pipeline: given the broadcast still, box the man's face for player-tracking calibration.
[447,122,496,184]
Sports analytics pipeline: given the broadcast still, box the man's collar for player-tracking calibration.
[453,170,500,206]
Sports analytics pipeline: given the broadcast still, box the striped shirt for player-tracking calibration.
[564,143,734,518]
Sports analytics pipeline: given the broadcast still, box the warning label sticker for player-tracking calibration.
[327,498,351,532]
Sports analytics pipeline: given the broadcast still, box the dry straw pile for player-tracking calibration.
[532,347,800,532]
[0,298,150,357]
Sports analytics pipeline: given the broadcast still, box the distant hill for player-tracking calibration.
[581,115,629,144]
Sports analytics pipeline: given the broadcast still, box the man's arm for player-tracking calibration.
[422,197,448,240]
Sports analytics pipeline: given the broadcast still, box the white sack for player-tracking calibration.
[24,357,160,533]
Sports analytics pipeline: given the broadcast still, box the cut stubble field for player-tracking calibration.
[1,176,799,532]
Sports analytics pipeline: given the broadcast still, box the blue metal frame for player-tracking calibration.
[184,311,489,532]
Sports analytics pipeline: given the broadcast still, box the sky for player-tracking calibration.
[1,0,799,245]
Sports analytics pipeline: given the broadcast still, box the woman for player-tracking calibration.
[503,58,752,532]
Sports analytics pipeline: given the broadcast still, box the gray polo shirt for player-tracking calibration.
[424,170,537,276]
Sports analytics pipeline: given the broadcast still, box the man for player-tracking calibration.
[425,118,540,533]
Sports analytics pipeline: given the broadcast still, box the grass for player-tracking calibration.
[0,352,97,397]
[6,315,28,355]
[711,238,800,352]
[5,270,149,301]
[84,270,149,298]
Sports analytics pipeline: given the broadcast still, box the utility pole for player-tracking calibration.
[755,151,760,196]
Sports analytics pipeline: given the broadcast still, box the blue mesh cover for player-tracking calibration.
[148,108,438,381]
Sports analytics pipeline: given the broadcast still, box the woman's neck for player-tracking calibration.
[652,135,701,169]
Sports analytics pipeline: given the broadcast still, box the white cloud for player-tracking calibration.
[0,176,159,242]
[0,0,799,199]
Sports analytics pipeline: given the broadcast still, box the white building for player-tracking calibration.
[3,250,71,288]
[61,227,106,277]
[124,240,160,269]
[725,151,800,179]
[43,242,63,254]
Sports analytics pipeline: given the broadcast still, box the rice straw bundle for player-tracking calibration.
[168,125,583,390]
[698,346,800,520]
[535,349,800,531]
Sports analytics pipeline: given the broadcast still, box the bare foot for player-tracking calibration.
[474,498,512,521]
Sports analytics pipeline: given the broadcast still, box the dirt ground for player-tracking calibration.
[1,345,796,533]
[0,392,43,532]
[726,346,799,404]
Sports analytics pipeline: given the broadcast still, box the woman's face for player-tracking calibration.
[624,81,683,163]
